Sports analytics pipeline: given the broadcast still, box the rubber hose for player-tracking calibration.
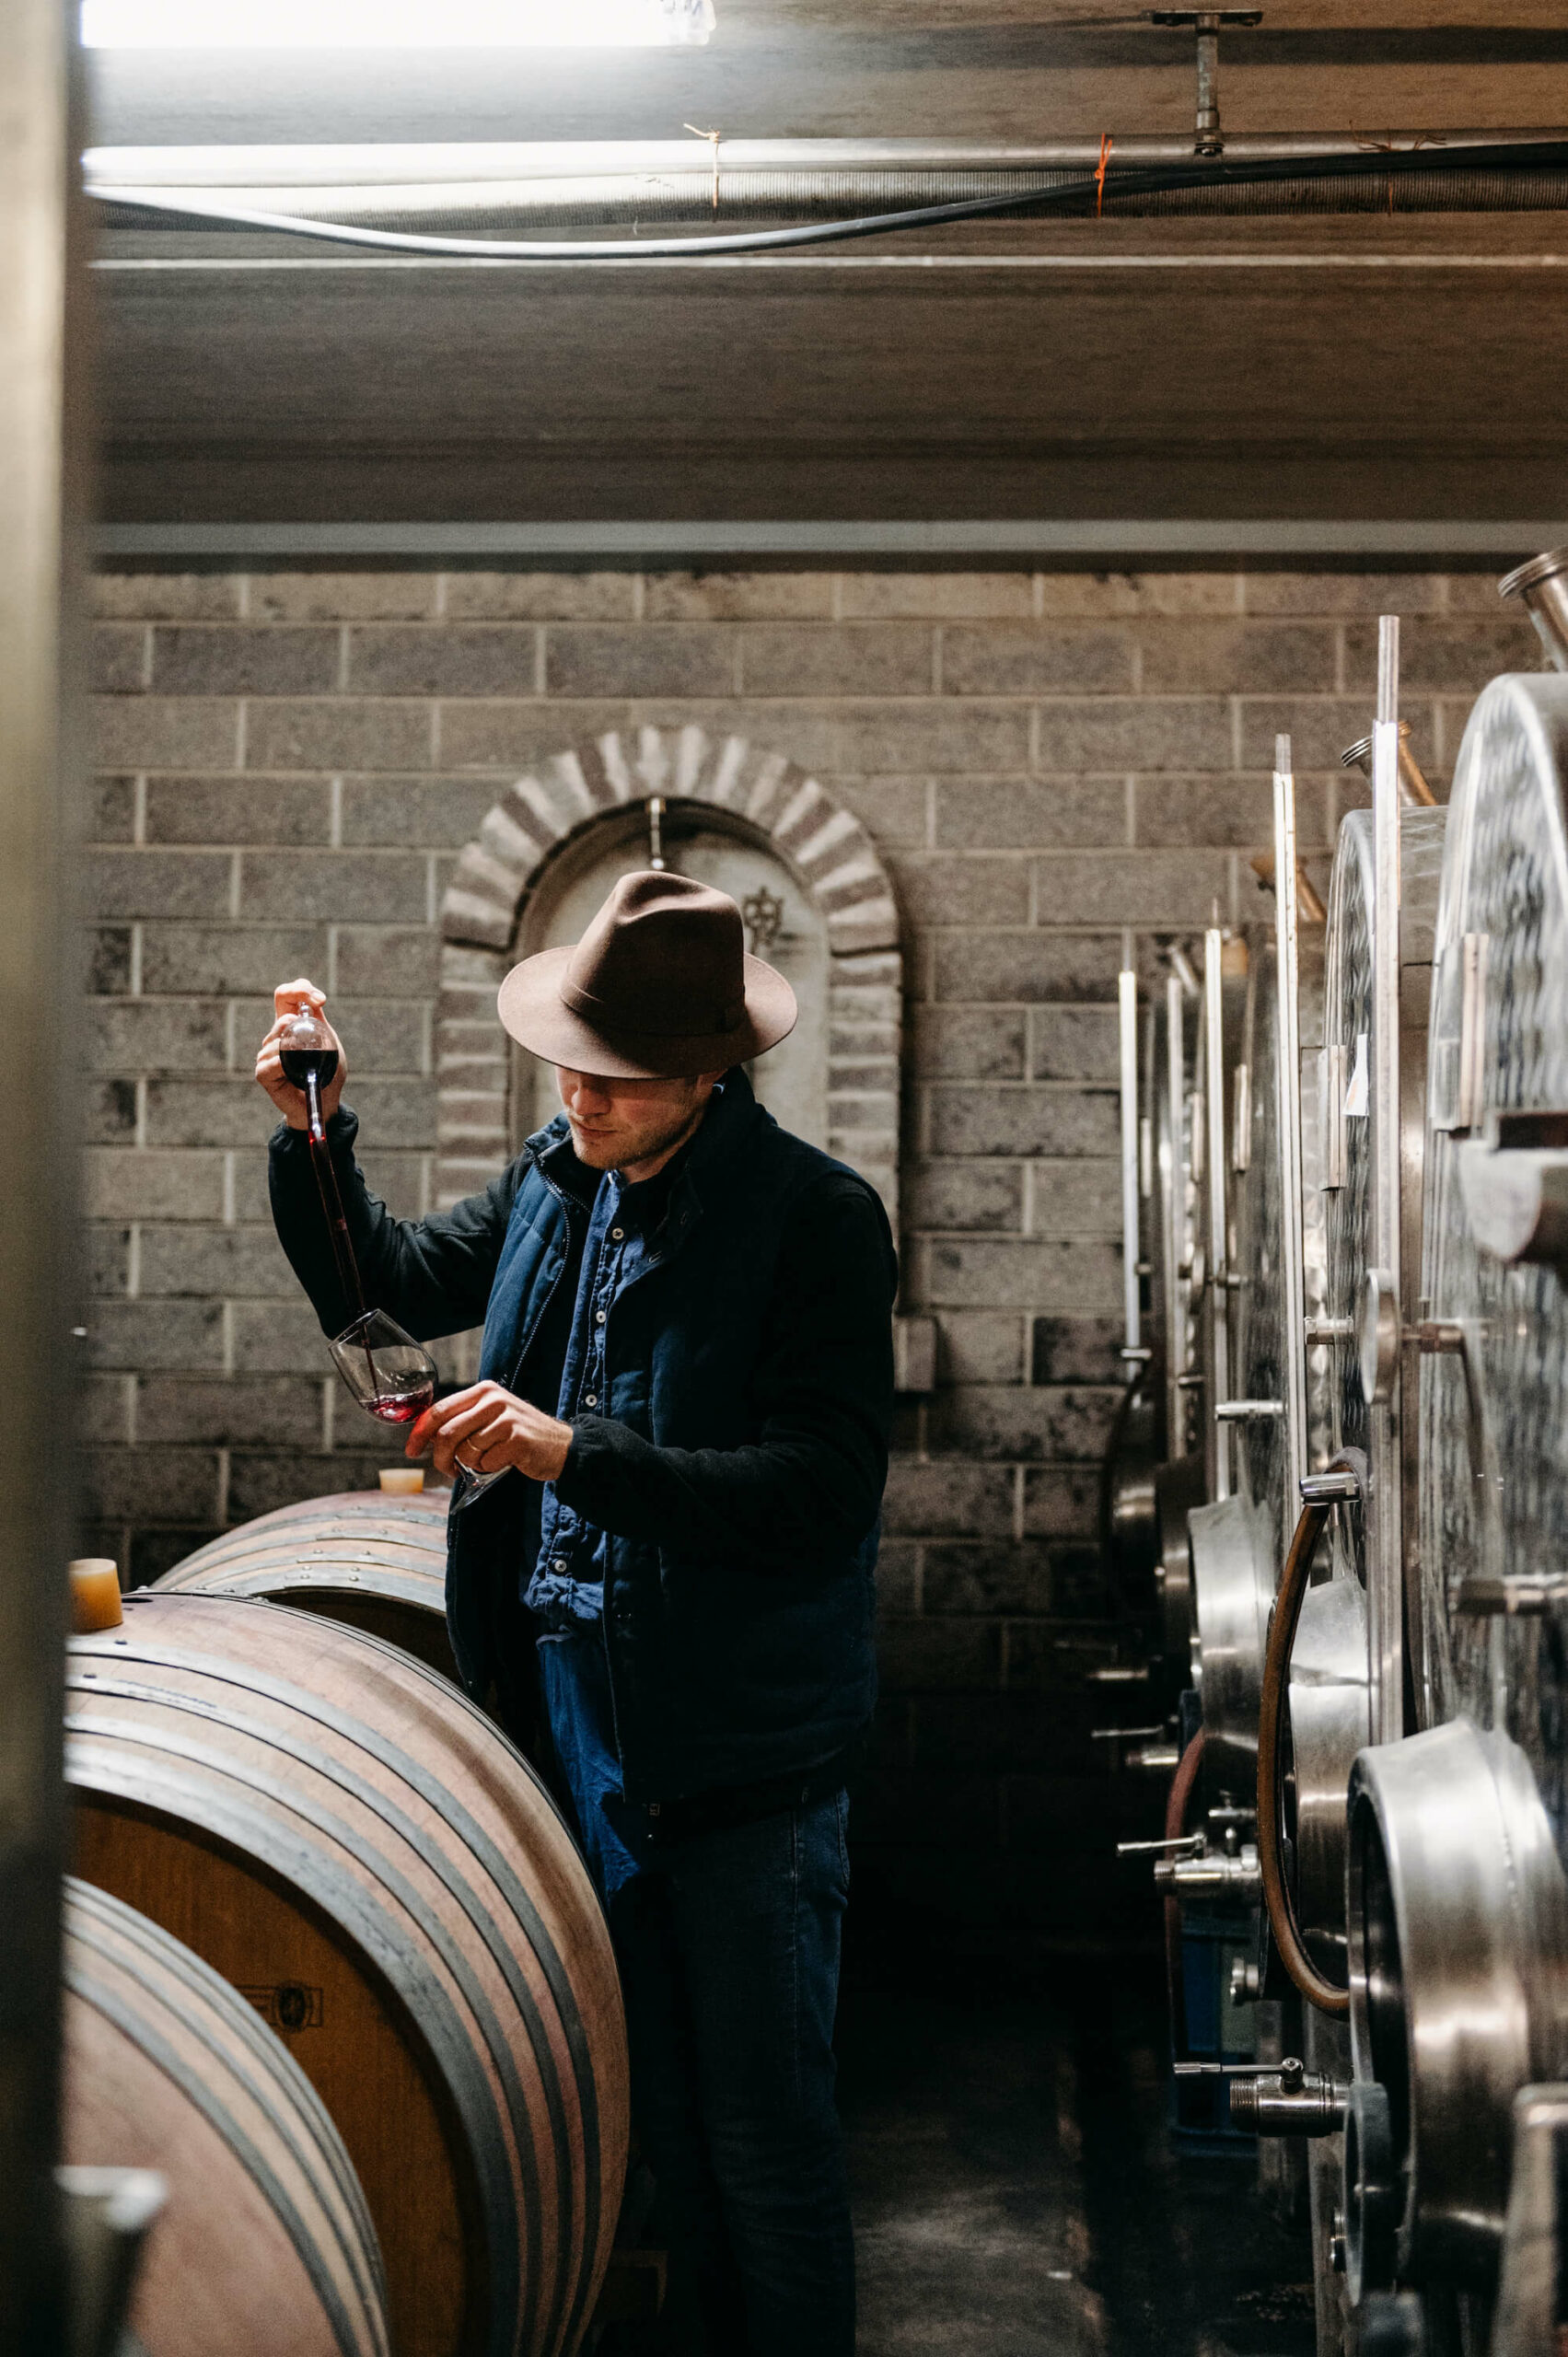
[1256,1496,1350,2017]
[1163,1726,1206,2035]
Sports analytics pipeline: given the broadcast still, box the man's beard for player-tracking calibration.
[568,1097,702,1173]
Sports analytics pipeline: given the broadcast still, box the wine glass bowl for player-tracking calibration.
[327,1308,506,1504]
[329,1309,436,1427]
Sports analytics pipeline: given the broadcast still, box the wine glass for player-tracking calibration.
[327,1308,507,1504]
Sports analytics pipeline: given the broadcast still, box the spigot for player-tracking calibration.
[1226,2056,1348,2136]
[1301,1467,1363,1507]
[1154,1841,1262,1899]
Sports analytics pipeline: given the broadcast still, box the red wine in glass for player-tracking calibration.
[330,1311,504,1504]
[331,1310,436,1421]
[366,1381,436,1427]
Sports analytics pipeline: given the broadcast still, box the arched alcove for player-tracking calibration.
[434,725,902,1225]
[508,799,832,1155]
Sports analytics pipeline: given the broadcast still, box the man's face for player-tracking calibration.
[555,1067,720,1175]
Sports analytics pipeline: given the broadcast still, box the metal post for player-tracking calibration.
[1204,927,1231,1500]
[1194,18,1222,152]
[1272,737,1309,1516]
[0,0,86,2343]
[1163,971,1189,1454]
[1119,969,1143,1361]
[1367,619,1405,1745]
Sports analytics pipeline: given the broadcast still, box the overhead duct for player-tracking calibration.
[86,134,1568,253]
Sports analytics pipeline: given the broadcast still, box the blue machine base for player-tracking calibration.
[1170,1901,1257,2153]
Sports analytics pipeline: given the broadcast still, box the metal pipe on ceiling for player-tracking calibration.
[84,137,1568,255]
[85,132,1568,186]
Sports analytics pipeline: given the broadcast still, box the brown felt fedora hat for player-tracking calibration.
[497,869,797,1080]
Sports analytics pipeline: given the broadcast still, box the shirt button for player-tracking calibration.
[611,1226,624,1240]
[596,1309,607,1324]
[583,1393,597,1408]
[552,1558,566,1573]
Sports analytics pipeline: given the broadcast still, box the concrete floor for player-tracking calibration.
[840,1963,1318,2357]
[597,1952,1318,2354]
[842,1987,1103,2357]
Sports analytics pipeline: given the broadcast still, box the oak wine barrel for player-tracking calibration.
[63,1875,389,2357]
[67,1592,629,2357]
[154,1490,456,1682]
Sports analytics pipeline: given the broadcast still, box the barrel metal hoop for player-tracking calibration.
[114,1598,610,2351]
[66,1945,377,2357]
[66,1878,387,2328]
[161,1567,442,1608]
[76,1620,604,2353]
[65,1715,531,2357]
[159,1544,444,1582]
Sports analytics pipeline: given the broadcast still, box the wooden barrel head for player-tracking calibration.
[68,1593,628,2357]
[153,1492,458,1685]
[64,1876,389,2357]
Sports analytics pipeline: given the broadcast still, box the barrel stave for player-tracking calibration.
[153,1492,457,1682]
[64,1875,389,2357]
[68,1594,628,2357]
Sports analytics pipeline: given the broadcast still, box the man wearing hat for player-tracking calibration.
[258,870,897,2357]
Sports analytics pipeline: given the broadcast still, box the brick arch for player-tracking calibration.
[433,725,903,1220]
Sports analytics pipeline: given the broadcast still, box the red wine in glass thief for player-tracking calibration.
[279,1041,340,1092]
[279,1005,369,1342]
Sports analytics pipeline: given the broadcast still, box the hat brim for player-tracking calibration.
[497,944,798,1080]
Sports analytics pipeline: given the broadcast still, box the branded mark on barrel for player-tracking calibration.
[242,1980,324,2032]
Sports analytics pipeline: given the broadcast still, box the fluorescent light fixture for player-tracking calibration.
[82,0,714,45]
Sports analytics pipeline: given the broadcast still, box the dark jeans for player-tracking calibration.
[609,1793,854,2357]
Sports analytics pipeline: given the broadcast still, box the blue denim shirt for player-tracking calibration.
[529,1152,685,1898]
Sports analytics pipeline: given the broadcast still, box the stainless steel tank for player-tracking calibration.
[1335,665,1568,2331]
[1418,672,1568,1780]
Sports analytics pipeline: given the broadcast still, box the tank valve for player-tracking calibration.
[1153,1841,1261,1900]
[1226,2056,1347,2136]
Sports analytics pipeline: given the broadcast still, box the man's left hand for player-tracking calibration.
[409,1381,573,1483]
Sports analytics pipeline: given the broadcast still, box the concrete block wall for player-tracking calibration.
[81,565,1538,1952]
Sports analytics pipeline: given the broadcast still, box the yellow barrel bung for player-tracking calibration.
[69,1557,123,1633]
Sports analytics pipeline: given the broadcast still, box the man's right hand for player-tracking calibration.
[255,980,348,1132]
